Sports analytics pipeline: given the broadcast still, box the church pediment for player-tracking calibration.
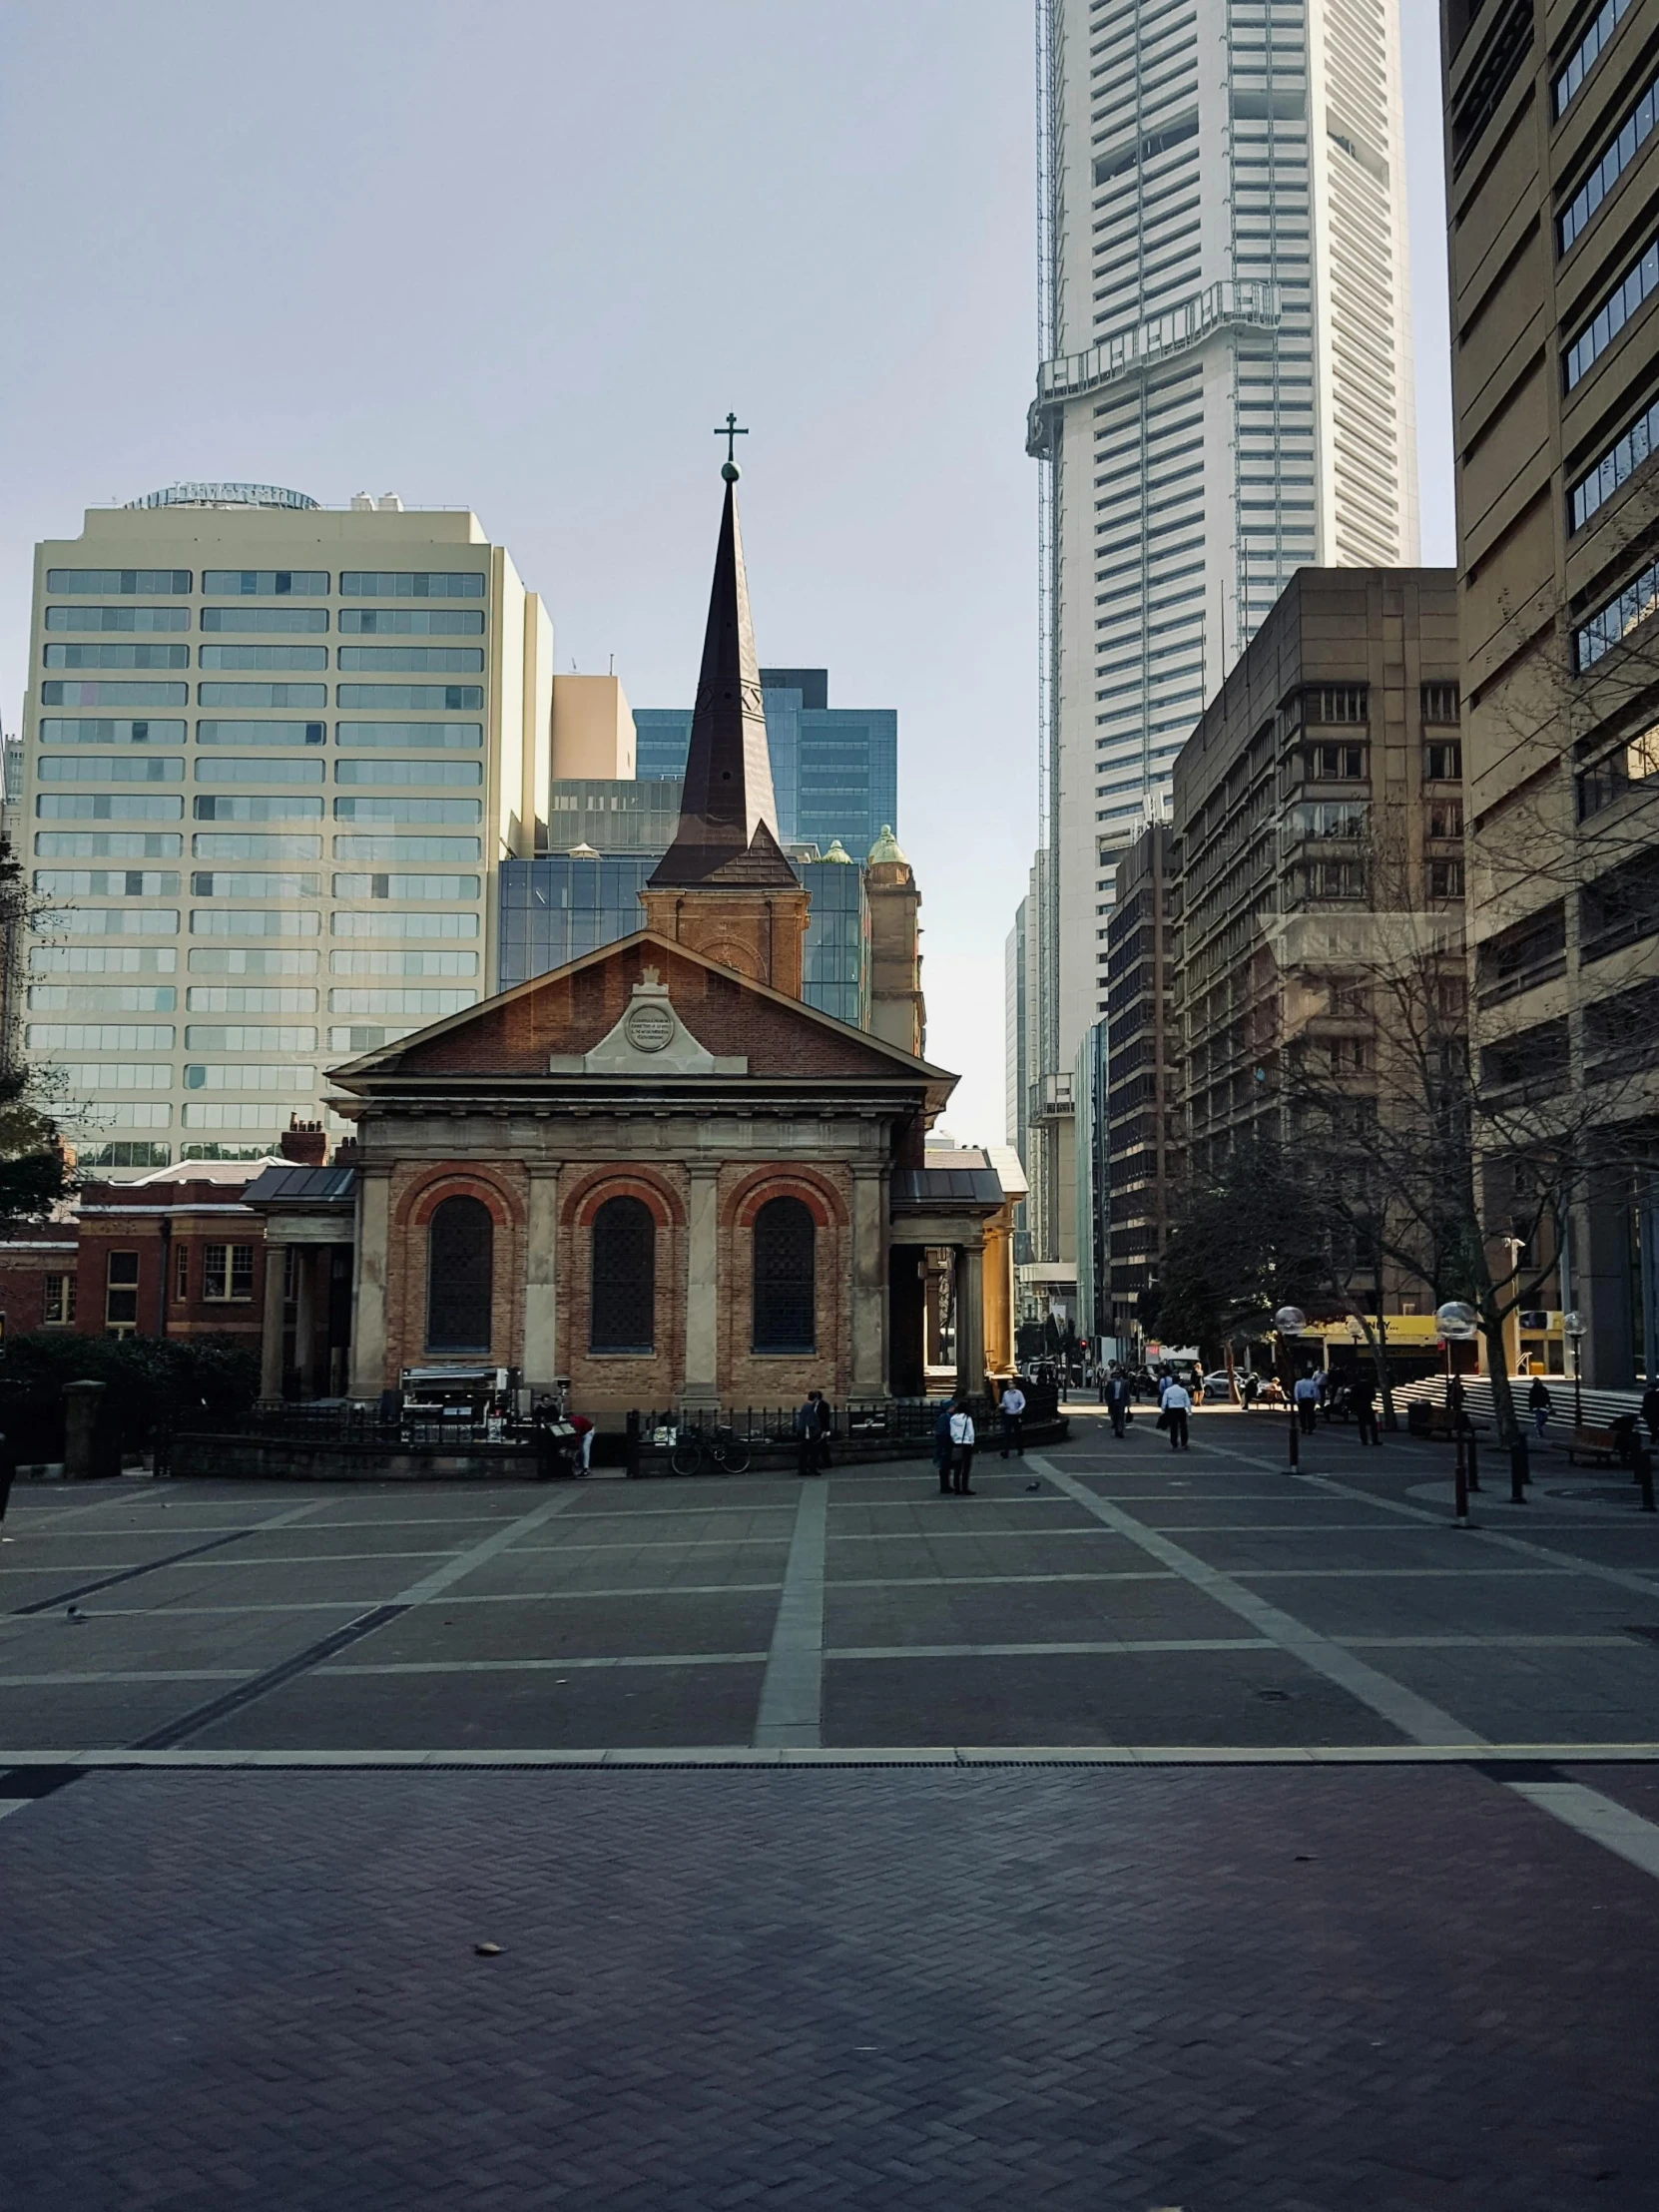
[548,968,748,1077]
[327,930,955,1106]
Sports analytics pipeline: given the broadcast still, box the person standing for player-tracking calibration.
[794,1390,830,1477]
[1528,1377,1553,1438]
[948,1400,976,1494]
[1104,1366,1132,1439]
[1350,1374,1380,1447]
[1293,1372,1320,1436]
[1162,1376,1192,1451]
[999,1380,1027,1458]
[933,1400,955,1495]
[1640,1378,1658,1448]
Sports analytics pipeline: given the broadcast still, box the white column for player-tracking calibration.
[348,1168,391,1400]
[293,1247,317,1398]
[522,1165,561,1391]
[848,1163,888,1400]
[682,1163,721,1411]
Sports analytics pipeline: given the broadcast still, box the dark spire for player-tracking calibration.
[648,472,798,889]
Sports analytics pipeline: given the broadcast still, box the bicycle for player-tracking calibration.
[668,1426,752,1476]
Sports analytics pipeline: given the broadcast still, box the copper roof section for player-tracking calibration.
[647,478,798,889]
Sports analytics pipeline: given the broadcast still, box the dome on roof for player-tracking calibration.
[866,824,907,864]
[822,837,854,864]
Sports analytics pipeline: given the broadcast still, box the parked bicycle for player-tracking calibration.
[668,1426,753,1476]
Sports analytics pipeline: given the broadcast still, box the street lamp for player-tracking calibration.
[1275,1305,1307,1469]
[1564,1309,1586,1430]
[1434,1300,1479,1526]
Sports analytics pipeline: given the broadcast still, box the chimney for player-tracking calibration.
[279,1116,327,1167]
[329,1136,359,1168]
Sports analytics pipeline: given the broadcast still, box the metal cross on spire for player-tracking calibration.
[715,411,749,481]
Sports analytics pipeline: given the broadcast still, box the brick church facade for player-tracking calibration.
[331,469,998,1414]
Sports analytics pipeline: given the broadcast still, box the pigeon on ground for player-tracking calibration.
[1025,1481,1041,1492]
[66,1605,87,1622]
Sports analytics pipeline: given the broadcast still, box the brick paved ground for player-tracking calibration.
[4,1408,1659,2206]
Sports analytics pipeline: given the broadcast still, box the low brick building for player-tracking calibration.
[331,475,989,1415]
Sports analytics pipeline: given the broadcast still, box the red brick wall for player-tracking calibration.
[73,1214,267,1348]
[384,1164,527,1380]
[0,1244,78,1336]
[719,1164,850,1411]
[559,1166,686,1419]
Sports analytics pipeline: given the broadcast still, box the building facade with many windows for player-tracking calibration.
[18,485,551,1174]
[1019,0,1419,1276]
[1441,0,1659,1384]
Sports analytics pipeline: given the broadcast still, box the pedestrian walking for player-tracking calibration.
[1528,1377,1553,1438]
[1162,1377,1192,1450]
[1350,1374,1380,1447]
[999,1380,1027,1458]
[933,1400,955,1495]
[794,1389,830,1477]
[1293,1372,1321,1436]
[948,1401,977,1494]
[1104,1365,1132,1438]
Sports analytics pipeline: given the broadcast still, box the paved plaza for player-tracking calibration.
[6,1408,1659,2207]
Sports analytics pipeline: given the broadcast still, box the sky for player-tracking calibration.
[0,0,1452,1145]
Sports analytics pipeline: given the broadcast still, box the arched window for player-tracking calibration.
[590,1195,655,1354]
[426,1195,493,1353]
[752,1195,816,1354]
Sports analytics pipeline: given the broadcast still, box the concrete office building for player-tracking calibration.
[1103,824,1181,1353]
[1018,0,1420,1279]
[1441,0,1659,1384]
[636,668,898,859]
[20,483,551,1174]
[1172,566,1462,1215]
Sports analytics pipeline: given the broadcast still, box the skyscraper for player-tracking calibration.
[1019,0,1420,1276]
[20,484,550,1173]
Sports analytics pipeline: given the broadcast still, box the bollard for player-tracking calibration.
[1452,1423,1469,1525]
[1287,1399,1300,1471]
[1509,1434,1529,1504]
[63,1380,109,1482]
[1637,1445,1655,1514]
[625,1408,641,1481]
[1465,1425,1480,1492]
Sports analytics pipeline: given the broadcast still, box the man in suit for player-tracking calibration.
[795,1390,831,1476]
[1104,1366,1133,1439]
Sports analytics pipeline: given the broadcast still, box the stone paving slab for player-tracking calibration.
[822,1648,1396,1749]
[182,1662,771,1753]
[4,1766,1658,2209]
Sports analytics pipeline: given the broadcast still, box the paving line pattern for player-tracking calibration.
[752,1478,828,1749]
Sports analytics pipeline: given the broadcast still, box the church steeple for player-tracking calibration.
[640,430,811,998]
[648,453,798,891]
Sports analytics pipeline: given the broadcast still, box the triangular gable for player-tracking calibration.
[327,930,956,1094]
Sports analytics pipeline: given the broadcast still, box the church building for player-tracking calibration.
[331,460,1002,1415]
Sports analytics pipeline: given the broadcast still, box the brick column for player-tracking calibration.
[849,1163,888,1401]
[260,1244,285,1399]
[348,1168,391,1400]
[682,1163,721,1411]
[522,1165,561,1392]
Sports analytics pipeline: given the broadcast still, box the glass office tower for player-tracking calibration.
[20,484,550,1173]
[634,667,897,856]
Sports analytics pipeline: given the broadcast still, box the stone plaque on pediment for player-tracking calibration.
[548,969,749,1077]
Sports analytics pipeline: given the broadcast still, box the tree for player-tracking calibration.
[0,838,71,1227]
[1153,1141,1330,1362]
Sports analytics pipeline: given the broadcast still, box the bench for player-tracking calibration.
[1567,1424,1628,1467]
[1406,1404,1488,1442]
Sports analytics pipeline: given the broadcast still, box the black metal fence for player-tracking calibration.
[158,1385,1062,1480]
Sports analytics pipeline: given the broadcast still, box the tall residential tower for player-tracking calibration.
[1018,0,1420,1274]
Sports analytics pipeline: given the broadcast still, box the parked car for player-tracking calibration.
[1201,1370,1235,1402]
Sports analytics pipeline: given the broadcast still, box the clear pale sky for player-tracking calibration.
[0,0,1452,1144]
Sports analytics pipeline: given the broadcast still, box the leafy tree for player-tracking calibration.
[0,839,72,1226]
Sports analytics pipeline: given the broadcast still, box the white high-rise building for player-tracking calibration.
[1020,0,1418,1267]
[19,484,551,1175]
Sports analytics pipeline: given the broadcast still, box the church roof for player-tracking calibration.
[324,927,958,1111]
[647,477,799,890]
